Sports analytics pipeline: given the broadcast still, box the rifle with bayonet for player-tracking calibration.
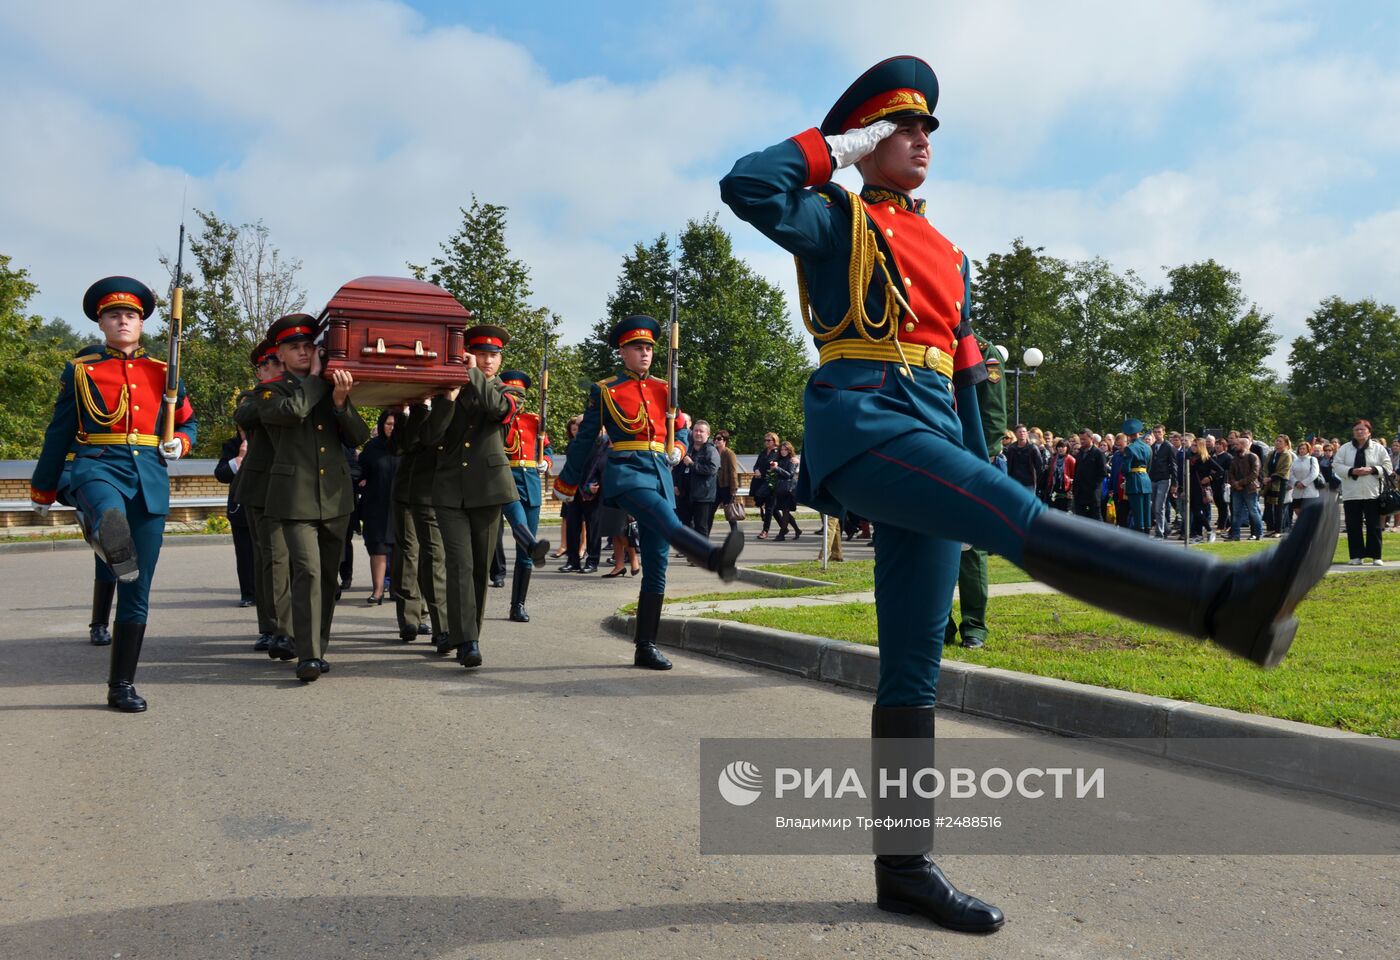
[537,335,550,466]
[666,268,679,454]
[160,219,186,446]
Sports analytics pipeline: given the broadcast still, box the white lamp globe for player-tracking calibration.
[1023,347,1044,369]
[994,344,1009,363]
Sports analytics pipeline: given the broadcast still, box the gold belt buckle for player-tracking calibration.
[924,347,941,370]
[127,431,140,444]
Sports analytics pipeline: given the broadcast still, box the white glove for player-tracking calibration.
[824,120,896,169]
[537,463,549,477]
[552,487,574,503]
[669,448,683,466]
[160,439,183,460]
[31,501,51,518]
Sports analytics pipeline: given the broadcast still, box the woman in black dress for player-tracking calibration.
[771,440,802,541]
[357,410,400,603]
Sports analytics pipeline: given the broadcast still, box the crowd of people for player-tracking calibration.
[995,421,1396,563]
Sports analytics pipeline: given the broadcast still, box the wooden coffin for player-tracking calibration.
[317,276,473,407]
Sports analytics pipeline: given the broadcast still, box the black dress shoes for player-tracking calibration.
[490,575,506,588]
[433,632,454,656]
[581,561,598,574]
[317,659,331,674]
[417,623,432,636]
[239,596,256,607]
[253,633,273,652]
[457,640,482,668]
[295,659,321,682]
[267,636,296,661]
[107,680,147,713]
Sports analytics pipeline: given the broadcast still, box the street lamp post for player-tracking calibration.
[998,345,1044,426]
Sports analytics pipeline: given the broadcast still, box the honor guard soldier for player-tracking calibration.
[499,369,553,623]
[30,277,198,712]
[232,340,294,655]
[1122,419,1153,533]
[721,54,1339,932]
[251,314,369,682]
[944,335,1006,649]
[419,324,524,668]
[552,315,743,670]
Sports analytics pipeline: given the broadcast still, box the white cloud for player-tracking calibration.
[2,0,1397,380]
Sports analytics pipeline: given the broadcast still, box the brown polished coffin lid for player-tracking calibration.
[317,276,473,407]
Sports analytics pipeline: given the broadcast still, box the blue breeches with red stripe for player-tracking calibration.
[502,499,541,568]
[824,433,1045,707]
[71,479,165,624]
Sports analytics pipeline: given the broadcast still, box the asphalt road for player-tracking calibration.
[0,530,1394,960]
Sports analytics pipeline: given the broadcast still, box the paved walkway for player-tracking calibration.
[0,532,1394,959]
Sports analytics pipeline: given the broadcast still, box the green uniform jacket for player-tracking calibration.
[392,404,440,507]
[253,372,371,520]
[975,336,1008,457]
[418,369,519,510]
[231,388,277,510]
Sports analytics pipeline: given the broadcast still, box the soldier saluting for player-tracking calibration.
[250,314,369,682]
[722,53,1339,933]
[30,277,198,712]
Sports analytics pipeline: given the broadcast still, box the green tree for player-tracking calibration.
[411,197,586,436]
[0,255,75,458]
[165,211,306,455]
[1141,260,1279,436]
[1287,297,1400,438]
[587,220,810,450]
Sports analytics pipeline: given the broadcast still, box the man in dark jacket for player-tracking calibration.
[684,419,721,538]
[1005,424,1041,492]
[1070,428,1107,519]
[214,431,255,606]
[1211,437,1234,534]
[562,429,608,573]
[1148,427,1178,538]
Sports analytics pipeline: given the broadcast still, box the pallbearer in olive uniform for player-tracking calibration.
[499,369,553,623]
[420,325,522,668]
[553,315,743,670]
[385,405,430,643]
[392,402,451,647]
[722,54,1339,932]
[944,335,1006,649]
[30,277,198,712]
[252,314,369,682]
[1122,419,1153,534]
[233,339,293,655]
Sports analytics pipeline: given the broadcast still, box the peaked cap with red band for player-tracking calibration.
[250,339,278,367]
[266,313,318,346]
[82,276,156,322]
[820,55,939,136]
[465,324,510,353]
[609,314,661,349]
[499,369,532,390]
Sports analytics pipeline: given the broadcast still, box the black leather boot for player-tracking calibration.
[633,591,672,670]
[871,705,1003,933]
[106,622,147,713]
[89,580,115,646]
[457,639,482,668]
[511,525,551,566]
[509,565,532,623]
[90,508,140,583]
[1020,492,1340,667]
[670,525,744,583]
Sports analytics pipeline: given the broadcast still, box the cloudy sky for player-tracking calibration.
[3,1,1397,369]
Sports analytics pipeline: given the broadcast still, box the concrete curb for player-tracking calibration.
[0,533,234,554]
[733,566,836,590]
[604,613,1400,813]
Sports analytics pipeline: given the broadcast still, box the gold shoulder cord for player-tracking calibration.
[597,380,648,434]
[794,190,919,377]
[72,361,129,428]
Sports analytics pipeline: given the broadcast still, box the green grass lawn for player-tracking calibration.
[706,570,1400,738]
